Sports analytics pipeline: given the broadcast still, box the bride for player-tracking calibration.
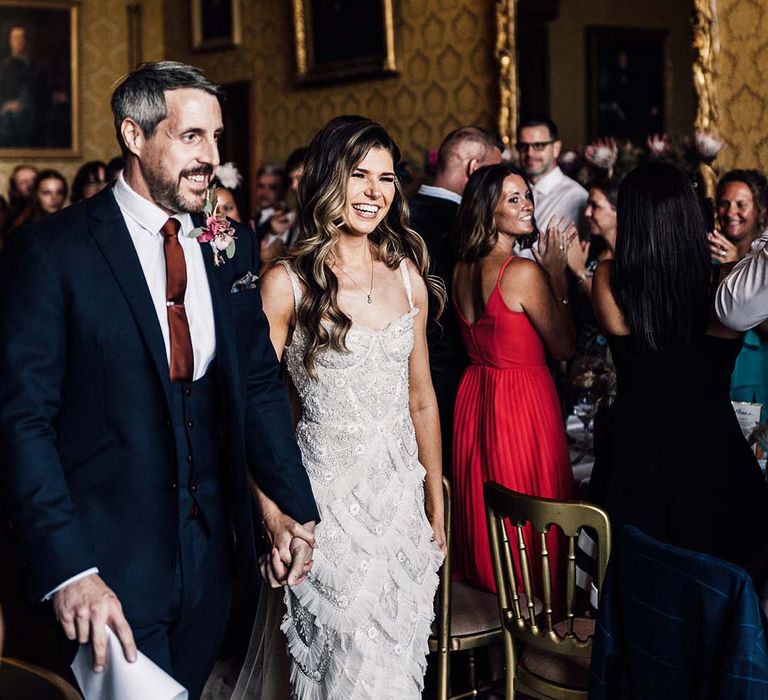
[243,115,446,699]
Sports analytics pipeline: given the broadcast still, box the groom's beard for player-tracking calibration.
[143,160,213,213]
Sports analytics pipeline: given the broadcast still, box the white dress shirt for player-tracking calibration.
[716,229,768,331]
[44,176,217,600]
[417,184,462,205]
[112,173,216,379]
[531,166,588,230]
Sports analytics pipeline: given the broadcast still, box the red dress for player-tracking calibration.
[452,257,574,598]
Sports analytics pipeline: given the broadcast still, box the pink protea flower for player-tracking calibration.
[695,130,725,160]
[647,133,669,158]
[584,138,618,171]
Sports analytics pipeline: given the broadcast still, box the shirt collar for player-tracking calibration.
[112,172,193,236]
[532,166,565,195]
[418,184,462,205]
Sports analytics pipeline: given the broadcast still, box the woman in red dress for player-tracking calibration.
[452,163,576,597]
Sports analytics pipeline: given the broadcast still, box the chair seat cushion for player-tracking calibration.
[520,617,595,690]
[431,582,543,638]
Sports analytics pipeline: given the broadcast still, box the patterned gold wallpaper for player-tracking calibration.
[715,0,768,172]
[165,0,498,173]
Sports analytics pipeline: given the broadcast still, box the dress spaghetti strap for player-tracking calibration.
[398,258,415,310]
[278,260,303,314]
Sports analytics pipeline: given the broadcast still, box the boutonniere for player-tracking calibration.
[189,188,236,266]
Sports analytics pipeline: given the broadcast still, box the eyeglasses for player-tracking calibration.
[515,140,554,153]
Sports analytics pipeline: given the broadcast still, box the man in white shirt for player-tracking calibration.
[517,116,587,231]
[716,229,768,331]
[0,61,318,698]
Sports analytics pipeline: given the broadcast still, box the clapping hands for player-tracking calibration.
[534,216,578,277]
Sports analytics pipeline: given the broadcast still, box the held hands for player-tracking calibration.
[708,231,740,264]
[534,216,578,277]
[52,573,136,673]
[260,510,316,588]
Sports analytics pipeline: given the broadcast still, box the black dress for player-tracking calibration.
[589,333,768,569]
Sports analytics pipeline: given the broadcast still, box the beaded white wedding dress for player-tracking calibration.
[275,259,442,699]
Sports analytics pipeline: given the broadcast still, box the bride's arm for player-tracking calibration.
[407,264,447,555]
[260,263,296,362]
[256,264,315,586]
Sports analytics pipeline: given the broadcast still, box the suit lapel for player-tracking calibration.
[87,188,173,411]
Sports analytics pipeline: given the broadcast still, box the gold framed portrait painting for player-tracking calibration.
[0,0,78,157]
[191,0,241,51]
[292,0,397,85]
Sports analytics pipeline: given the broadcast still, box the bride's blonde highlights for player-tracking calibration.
[287,116,446,377]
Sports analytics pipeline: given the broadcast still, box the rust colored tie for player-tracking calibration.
[161,218,194,383]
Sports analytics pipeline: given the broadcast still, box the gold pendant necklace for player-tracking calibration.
[337,251,374,304]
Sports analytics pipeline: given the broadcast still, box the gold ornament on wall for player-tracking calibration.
[495,0,518,148]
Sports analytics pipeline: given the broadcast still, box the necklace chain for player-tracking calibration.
[335,250,374,304]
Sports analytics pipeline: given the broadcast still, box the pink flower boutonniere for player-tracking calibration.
[189,188,236,266]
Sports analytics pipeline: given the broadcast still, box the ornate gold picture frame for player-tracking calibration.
[0,0,79,157]
[191,0,241,51]
[495,0,720,148]
[292,0,397,85]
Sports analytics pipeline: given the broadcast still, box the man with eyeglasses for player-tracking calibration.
[516,116,587,240]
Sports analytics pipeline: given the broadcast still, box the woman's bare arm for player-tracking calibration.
[406,261,446,555]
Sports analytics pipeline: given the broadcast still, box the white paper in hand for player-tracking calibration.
[71,626,188,700]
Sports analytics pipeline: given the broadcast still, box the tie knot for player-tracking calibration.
[161,218,180,239]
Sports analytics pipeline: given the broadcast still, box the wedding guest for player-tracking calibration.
[710,170,768,404]
[517,115,587,235]
[451,163,576,601]
[9,168,68,231]
[70,160,108,204]
[409,126,502,474]
[590,163,768,570]
[249,115,446,698]
[213,162,243,222]
[284,146,308,193]
[257,151,308,270]
[567,175,621,301]
[0,61,317,699]
[6,163,36,225]
[250,164,284,228]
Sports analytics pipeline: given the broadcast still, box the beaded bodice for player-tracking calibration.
[281,261,419,500]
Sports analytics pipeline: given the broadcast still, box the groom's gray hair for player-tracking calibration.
[111,61,225,156]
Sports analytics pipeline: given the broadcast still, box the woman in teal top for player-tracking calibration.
[710,169,768,405]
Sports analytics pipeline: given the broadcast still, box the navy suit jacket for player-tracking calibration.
[0,186,319,625]
[590,526,768,699]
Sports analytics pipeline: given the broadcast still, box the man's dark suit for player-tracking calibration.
[0,186,318,694]
[408,191,467,475]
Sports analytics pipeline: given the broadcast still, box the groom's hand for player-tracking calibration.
[53,573,137,672]
[261,511,315,587]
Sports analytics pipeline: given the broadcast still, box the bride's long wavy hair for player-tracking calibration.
[287,115,446,377]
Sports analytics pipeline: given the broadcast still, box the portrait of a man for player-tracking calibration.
[0,1,77,155]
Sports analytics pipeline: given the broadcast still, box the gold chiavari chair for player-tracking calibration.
[429,477,541,700]
[0,657,82,699]
[484,482,611,699]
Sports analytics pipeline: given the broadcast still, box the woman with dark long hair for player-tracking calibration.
[590,162,768,567]
[451,163,576,601]
[243,115,446,699]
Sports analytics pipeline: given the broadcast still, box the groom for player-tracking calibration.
[0,61,318,698]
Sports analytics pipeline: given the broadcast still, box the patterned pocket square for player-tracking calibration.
[231,271,259,293]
